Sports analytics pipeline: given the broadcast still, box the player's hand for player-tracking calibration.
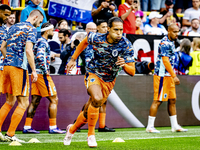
[66,57,76,74]
[174,76,180,85]
[115,56,125,67]
[32,71,38,83]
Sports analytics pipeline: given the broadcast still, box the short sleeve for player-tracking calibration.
[27,27,37,44]
[118,4,126,17]
[183,9,190,20]
[159,42,171,57]
[92,1,98,9]
[87,32,97,45]
[144,24,152,34]
[123,40,135,63]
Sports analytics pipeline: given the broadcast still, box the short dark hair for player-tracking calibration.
[59,28,71,37]
[0,4,11,11]
[29,9,44,19]
[108,17,123,28]
[41,22,53,35]
[96,19,107,26]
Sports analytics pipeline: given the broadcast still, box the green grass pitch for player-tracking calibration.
[1,126,200,150]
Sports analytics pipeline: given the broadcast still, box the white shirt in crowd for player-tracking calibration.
[183,29,200,36]
[144,24,168,35]
[183,7,200,22]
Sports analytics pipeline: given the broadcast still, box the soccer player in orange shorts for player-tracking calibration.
[146,24,188,133]
[0,9,44,142]
[0,5,11,96]
[64,17,135,148]
[76,20,115,132]
[23,23,65,134]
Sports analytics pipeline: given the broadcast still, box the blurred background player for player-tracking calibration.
[146,24,188,133]
[23,23,66,134]
[64,17,135,148]
[0,4,11,99]
[0,9,43,142]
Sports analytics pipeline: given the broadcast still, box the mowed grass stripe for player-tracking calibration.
[0,126,200,144]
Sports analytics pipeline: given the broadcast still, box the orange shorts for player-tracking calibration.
[84,72,116,104]
[31,74,57,97]
[0,70,3,93]
[2,66,29,96]
[153,75,176,101]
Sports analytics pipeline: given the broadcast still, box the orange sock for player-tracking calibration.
[70,111,87,134]
[0,103,12,132]
[88,104,99,137]
[99,113,106,128]
[49,118,56,126]
[7,106,25,137]
[24,118,33,127]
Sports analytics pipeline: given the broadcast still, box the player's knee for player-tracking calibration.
[5,101,15,107]
[92,95,103,107]
[19,100,29,109]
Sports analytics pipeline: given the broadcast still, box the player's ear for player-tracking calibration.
[107,26,110,32]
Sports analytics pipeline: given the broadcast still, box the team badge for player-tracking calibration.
[90,78,95,82]
[112,50,118,57]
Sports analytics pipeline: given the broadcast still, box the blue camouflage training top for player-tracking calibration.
[154,36,175,77]
[0,25,7,70]
[86,32,134,82]
[3,21,37,70]
[34,37,50,74]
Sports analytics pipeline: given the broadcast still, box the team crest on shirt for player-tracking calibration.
[112,50,118,57]
[90,78,95,82]
[164,94,167,98]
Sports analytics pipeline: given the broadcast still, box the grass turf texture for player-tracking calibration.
[0,126,200,150]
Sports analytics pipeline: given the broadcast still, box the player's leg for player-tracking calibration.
[5,95,29,142]
[98,101,115,132]
[146,75,164,133]
[167,76,187,132]
[73,103,87,132]
[146,100,162,133]
[64,98,91,145]
[47,95,65,134]
[0,94,16,141]
[23,95,41,134]
[86,84,103,147]
[4,67,30,142]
